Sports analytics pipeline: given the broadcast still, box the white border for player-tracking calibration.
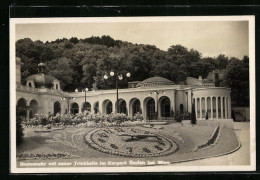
[10,16,256,173]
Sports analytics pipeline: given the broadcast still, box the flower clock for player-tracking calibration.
[85,127,178,157]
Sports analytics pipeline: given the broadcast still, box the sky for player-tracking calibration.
[15,21,249,59]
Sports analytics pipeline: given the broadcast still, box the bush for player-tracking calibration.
[40,116,49,126]
[205,111,209,120]
[133,112,143,121]
[175,111,191,122]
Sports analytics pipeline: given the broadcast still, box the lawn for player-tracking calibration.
[16,121,240,167]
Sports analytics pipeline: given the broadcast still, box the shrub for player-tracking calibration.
[53,113,61,123]
[174,111,191,122]
[40,116,49,126]
[205,111,209,120]
[133,112,143,121]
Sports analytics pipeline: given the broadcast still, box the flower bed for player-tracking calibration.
[193,126,221,151]
[22,112,146,129]
[84,127,178,157]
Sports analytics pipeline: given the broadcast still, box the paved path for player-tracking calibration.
[172,122,250,166]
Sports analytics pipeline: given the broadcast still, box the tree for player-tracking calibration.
[225,57,249,106]
[216,54,229,69]
[214,73,220,87]
[47,57,74,90]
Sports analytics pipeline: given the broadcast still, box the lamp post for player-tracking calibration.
[149,90,166,121]
[104,71,131,113]
[75,88,89,112]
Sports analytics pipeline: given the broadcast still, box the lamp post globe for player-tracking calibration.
[110,71,115,76]
[104,75,108,80]
[126,72,131,78]
[118,75,123,80]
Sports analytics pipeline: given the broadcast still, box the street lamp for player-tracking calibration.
[149,90,166,121]
[75,88,89,112]
[104,71,131,113]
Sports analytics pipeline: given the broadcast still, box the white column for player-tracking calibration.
[216,97,219,119]
[199,97,202,120]
[91,102,95,113]
[221,97,223,119]
[154,96,158,120]
[142,100,146,120]
[210,97,213,120]
[158,98,162,120]
[99,101,103,114]
[125,100,130,116]
[228,97,232,118]
[129,100,133,117]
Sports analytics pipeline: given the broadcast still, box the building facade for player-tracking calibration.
[16,57,232,121]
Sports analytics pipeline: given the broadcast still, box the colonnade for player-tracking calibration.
[193,96,231,120]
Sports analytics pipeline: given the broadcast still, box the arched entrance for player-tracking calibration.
[130,98,141,117]
[160,97,170,118]
[54,101,61,115]
[71,103,79,115]
[106,101,112,114]
[30,100,38,117]
[146,98,156,120]
[17,98,27,117]
[82,102,91,112]
[102,100,113,114]
[117,99,127,114]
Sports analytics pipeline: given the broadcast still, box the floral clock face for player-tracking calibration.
[85,127,177,157]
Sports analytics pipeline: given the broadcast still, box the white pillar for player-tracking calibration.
[99,101,103,114]
[129,100,133,117]
[210,97,213,120]
[158,98,161,120]
[142,100,146,120]
[228,97,232,118]
[221,97,223,119]
[91,102,95,113]
[125,100,130,116]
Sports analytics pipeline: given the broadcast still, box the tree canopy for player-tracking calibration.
[16,36,249,106]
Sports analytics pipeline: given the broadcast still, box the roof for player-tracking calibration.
[186,77,202,86]
[137,76,175,87]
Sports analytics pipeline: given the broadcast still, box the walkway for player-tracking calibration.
[173,122,250,166]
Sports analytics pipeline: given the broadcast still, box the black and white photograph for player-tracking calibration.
[10,16,255,173]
